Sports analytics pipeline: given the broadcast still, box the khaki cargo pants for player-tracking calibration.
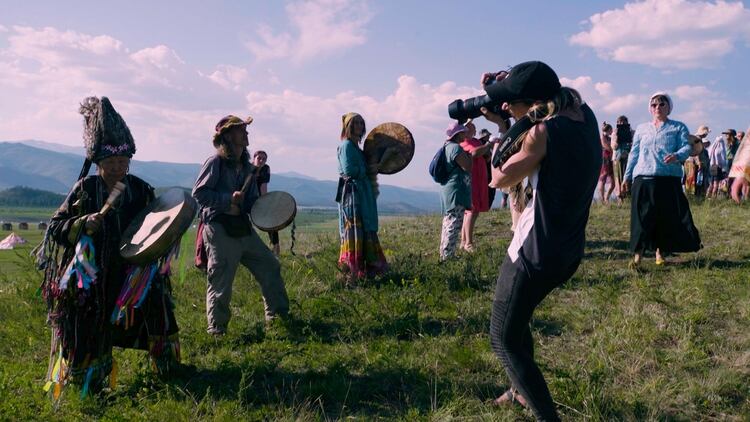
[203,221,289,334]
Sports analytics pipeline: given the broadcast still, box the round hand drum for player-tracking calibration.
[250,191,297,232]
[120,188,198,265]
[363,122,415,174]
[688,134,704,157]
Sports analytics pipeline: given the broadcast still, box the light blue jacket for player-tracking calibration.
[624,119,692,181]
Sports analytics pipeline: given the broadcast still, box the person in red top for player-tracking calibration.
[459,121,496,252]
[598,122,615,204]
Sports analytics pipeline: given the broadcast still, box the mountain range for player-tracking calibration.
[0,141,440,213]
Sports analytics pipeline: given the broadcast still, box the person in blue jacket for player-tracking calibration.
[622,92,702,266]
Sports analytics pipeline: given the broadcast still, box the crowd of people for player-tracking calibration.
[597,117,749,204]
[37,58,750,421]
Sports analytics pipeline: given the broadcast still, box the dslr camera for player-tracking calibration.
[448,72,511,124]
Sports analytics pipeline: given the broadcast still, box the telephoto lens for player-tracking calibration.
[448,95,506,124]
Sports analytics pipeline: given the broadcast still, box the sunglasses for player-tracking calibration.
[650,102,667,108]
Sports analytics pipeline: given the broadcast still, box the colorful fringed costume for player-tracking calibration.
[336,137,388,282]
[39,174,180,399]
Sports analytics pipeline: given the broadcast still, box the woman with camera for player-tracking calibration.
[621,93,701,267]
[482,61,601,421]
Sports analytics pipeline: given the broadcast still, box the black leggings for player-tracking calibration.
[490,257,578,422]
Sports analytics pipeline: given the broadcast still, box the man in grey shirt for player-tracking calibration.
[193,115,289,336]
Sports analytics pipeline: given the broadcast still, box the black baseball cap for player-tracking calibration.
[485,61,561,103]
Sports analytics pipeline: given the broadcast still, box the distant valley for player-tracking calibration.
[0,141,440,214]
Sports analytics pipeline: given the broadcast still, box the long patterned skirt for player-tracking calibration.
[338,180,388,281]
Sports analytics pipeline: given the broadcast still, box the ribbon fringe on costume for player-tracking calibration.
[43,345,115,400]
[149,333,181,373]
[42,235,180,400]
[111,242,180,327]
[58,235,98,292]
[43,344,68,401]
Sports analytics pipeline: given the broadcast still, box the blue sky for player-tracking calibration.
[1,0,748,188]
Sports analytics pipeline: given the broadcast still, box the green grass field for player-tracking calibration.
[0,202,748,420]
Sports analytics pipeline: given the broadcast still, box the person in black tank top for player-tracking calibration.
[479,61,601,420]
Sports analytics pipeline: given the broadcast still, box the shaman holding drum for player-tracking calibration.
[38,97,181,399]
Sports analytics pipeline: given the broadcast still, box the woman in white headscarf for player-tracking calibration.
[621,92,701,267]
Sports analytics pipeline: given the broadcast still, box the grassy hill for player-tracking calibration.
[0,186,66,207]
[0,201,747,420]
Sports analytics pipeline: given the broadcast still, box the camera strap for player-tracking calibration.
[491,115,536,168]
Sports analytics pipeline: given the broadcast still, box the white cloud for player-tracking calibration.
[9,25,124,64]
[0,23,478,185]
[129,45,189,88]
[672,84,715,101]
[602,94,643,115]
[570,0,750,69]
[247,24,294,61]
[266,68,281,85]
[246,0,372,63]
[0,25,8,33]
[245,75,481,183]
[0,25,234,164]
[560,75,647,117]
[202,64,250,90]
[3,26,189,92]
[130,45,184,71]
[594,82,613,97]
[246,75,479,141]
[669,84,742,129]
[557,75,742,133]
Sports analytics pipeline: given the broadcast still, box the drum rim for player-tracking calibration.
[250,191,297,232]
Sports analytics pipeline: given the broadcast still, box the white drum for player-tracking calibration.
[250,191,297,232]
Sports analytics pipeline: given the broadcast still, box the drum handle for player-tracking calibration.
[86,181,126,235]
[99,181,126,216]
[240,173,254,195]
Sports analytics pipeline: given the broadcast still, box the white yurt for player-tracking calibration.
[0,232,27,250]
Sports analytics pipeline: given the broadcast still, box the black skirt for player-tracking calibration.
[630,176,702,253]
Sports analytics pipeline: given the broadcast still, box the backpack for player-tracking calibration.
[429,143,451,184]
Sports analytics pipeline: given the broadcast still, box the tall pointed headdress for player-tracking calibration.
[76,96,136,180]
